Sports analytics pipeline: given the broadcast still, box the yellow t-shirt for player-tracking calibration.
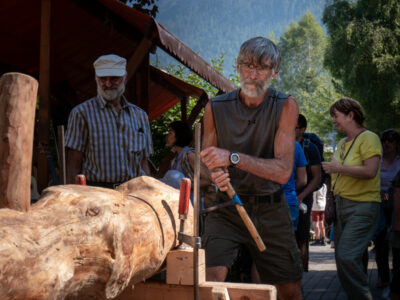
[332,130,382,202]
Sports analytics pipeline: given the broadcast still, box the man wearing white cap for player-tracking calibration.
[65,54,153,188]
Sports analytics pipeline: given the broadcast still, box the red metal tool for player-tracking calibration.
[178,178,191,248]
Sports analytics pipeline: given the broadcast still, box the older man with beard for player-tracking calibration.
[200,37,302,300]
[65,54,153,187]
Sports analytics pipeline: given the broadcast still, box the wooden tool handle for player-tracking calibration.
[215,168,266,252]
[235,204,266,252]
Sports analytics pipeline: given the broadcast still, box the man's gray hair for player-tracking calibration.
[237,37,281,73]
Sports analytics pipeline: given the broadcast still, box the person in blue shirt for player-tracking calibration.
[283,141,308,230]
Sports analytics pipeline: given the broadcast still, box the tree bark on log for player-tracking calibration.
[0,72,38,212]
[0,176,193,299]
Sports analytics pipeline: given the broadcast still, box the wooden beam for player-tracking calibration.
[37,0,51,192]
[115,281,277,300]
[187,93,209,126]
[134,54,149,112]
[150,72,187,100]
[212,286,230,300]
[181,97,188,122]
[0,73,38,211]
[126,22,154,83]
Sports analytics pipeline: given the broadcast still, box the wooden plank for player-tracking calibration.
[0,73,38,211]
[166,249,205,286]
[37,0,51,192]
[212,286,230,300]
[116,281,277,300]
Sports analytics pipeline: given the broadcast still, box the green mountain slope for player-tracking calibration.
[153,0,327,75]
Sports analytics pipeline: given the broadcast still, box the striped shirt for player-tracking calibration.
[65,96,153,183]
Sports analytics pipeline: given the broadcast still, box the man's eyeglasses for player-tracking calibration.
[240,63,272,76]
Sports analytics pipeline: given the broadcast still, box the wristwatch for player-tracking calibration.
[229,152,240,167]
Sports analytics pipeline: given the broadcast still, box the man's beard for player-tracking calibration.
[97,81,125,101]
[239,75,270,98]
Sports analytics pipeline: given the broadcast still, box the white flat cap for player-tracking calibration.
[93,54,127,77]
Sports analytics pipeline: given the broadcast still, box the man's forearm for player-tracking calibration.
[236,153,292,185]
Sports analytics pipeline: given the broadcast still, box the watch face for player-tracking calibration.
[230,152,240,164]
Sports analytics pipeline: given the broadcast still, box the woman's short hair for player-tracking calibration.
[237,37,281,74]
[329,97,365,126]
[169,121,193,147]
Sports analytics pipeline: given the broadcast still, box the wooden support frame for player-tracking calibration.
[126,22,154,82]
[115,281,277,300]
[57,125,66,185]
[180,96,188,122]
[37,0,51,192]
[187,92,209,126]
[134,53,149,112]
[149,70,187,100]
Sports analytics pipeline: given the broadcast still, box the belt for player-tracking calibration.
[86,181,122,189]
[238,190,283,204]
[201,189,283,214]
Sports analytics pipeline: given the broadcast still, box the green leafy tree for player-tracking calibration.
[323,0,400,132]
[276,11,342,145]
[120,0,159,17]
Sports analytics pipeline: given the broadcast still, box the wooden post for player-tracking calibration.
[181,96,188,122]
[37,0,51,192]
[57,125,66,185]
[0,73,38,211]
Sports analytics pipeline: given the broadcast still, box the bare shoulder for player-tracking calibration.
[282,96,298,116]
[278,96,298,129]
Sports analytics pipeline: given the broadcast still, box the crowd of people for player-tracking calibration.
[64,38,400,300]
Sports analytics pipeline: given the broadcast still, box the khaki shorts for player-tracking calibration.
[202,192,303,284]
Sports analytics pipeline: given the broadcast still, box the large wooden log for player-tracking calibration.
[0,176,193,299]
[0,72,38,211]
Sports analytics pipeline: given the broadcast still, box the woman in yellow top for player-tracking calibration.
[322,97,382,300]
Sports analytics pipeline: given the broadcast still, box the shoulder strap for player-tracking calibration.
[332,130,365,190]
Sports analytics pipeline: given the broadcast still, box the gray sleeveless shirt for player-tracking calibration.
[211,88,288,196]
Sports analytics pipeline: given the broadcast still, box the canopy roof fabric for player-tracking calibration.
[0,0,235,121]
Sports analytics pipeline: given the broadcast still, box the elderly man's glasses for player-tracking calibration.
[240,63,272,76]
